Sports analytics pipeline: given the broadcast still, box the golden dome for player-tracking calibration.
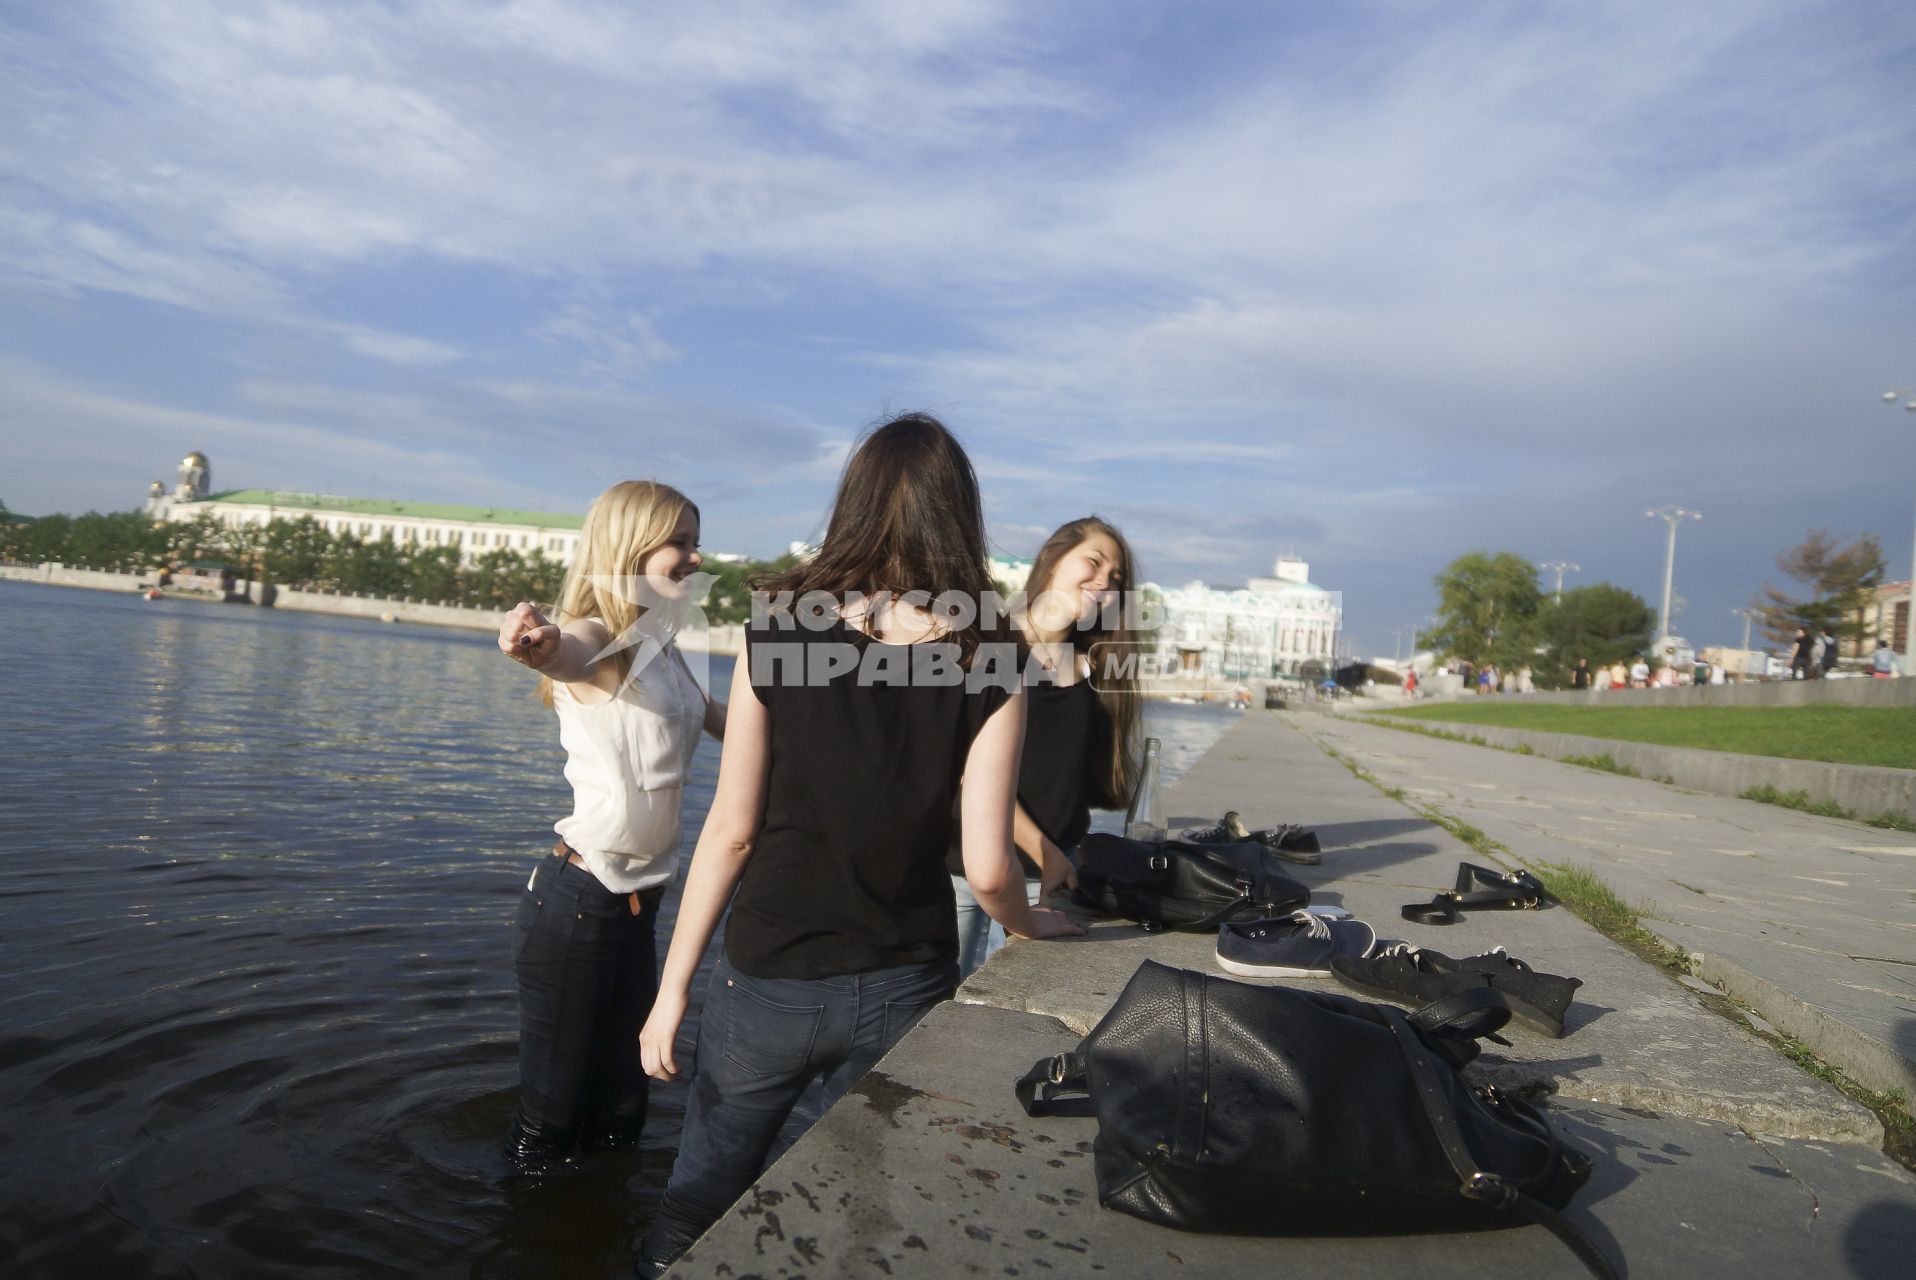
[182,450,208,467]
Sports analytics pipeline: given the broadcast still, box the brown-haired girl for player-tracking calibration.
[632,414,1080,1274]
[949,516,1145,975]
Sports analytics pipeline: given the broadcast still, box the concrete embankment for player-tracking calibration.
[671,712,1915,1279]
[0,563,744,651]
[1356,712,1916,823]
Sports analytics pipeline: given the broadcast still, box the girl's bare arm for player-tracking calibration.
[639,648,769,1080]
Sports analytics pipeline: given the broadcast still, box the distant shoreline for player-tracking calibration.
[1,563,1277,700]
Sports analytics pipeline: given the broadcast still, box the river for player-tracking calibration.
[0,578,1236,1278]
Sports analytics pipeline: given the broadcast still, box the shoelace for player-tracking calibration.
[1242,910,1331,941]
[1183,822,1231,842]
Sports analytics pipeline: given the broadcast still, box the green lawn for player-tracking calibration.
[1375,702,1916,770]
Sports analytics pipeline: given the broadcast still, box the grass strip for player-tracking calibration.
[1309,732,1916,1169]
[1376,702,1916,770]
[1739,784,1916,832]
[1364,714,1916,829]
[1557,752,1640,778]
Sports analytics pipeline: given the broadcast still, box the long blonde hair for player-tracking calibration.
[538,480,698,708]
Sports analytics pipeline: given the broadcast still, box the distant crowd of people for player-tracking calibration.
[1424,628,1904,698]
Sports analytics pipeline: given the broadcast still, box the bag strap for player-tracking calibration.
[1014,1051,1094,1117]
[1402,861,1555,925]
[1383,1008,1619,1280]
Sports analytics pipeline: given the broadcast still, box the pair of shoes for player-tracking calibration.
[1215,910,1376,978]
[1329,944,1582,1038]
[1180,811,1323,865]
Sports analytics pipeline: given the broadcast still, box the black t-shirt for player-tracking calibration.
[944,674,1100,881]
[725,615,1014,980]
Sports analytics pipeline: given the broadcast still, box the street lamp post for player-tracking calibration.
[1645,507,1702,658]
[1538,560,1580,605]
[1883,388,1916,674]
[1732,606,1759,655]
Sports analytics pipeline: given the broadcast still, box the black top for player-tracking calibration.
[1571,667,1590,690]
[944,672,1101,882]
[726,616,1013,980]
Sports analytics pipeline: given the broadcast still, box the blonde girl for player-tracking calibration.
[494,480,725,1176]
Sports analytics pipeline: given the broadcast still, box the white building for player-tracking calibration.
[143,452,584,565]
[1148,556,1343,680]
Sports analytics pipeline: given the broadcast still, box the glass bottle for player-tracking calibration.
[1125,737,1165,842]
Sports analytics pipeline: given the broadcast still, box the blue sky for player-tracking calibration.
[3,0,1913,657]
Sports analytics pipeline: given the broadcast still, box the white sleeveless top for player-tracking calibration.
[551,636,706,893]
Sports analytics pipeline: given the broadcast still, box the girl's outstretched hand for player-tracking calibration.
[1011,906,1085,941]
[499,601,561,668]
[639,990,688,1081]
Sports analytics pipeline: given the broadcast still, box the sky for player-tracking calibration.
[2,0,1913,658]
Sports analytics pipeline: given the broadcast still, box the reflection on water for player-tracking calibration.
[0,579,1236,1278]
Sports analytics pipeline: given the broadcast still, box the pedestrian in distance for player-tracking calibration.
[948,515,1145,978]
[1872,638,1902,678]
[633,414,1083,1277]
[1630,656,1650,688]
[1819,627,1840,678]
[1571,657,1590,691]
[494,480,726,1177]
[1790,627,1814,680]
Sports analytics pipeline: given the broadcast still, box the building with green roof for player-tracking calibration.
[142,451,584,566]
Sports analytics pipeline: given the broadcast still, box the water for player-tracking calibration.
[0,578,1236,1278]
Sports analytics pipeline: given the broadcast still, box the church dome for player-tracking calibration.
[183,450,209,468]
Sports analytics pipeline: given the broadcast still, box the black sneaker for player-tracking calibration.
[1215,910,1376,978]
[1180,812,1243,843]
[1224,812,1322,864]
[1432,947,1582,1039]
[1331,945,1580,1038]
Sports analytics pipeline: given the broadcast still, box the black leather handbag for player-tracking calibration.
[1070,834,1308,931]
[1015,961,1617,1279]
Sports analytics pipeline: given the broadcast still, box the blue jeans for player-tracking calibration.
[951,874,1045,978]
[639,953,955,1268]
[505,854,660,1174]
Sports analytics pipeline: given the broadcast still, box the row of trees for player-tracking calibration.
[1421,528,1890,687]
[1422,552,1656,689]
[0,503,794,622]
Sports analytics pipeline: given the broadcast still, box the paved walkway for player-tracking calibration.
[1297,711,1916,1100]
[672,711,1916,1279]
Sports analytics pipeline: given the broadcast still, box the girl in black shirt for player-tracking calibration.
[634,414,1081,1275]
[949,516,1145,975]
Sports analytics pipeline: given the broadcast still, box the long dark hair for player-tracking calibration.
[1022,516,1145,809]
[759,413,1012,663]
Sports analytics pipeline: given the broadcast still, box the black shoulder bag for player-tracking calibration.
[1071,834,1309,932]
[1016,960,1617,1279]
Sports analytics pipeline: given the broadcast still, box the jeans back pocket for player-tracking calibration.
[719,978,825,1079]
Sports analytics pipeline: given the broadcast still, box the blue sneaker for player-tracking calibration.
[1215,910,1376,978]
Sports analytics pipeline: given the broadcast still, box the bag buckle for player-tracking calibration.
[1459,1171,1518,1210]
[1046,1054,1071,1084]
[1147,854,1169,871]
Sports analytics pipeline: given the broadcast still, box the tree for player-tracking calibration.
[1537,583,1656,686]
[1423,551,1544,669]
[1755,529,1885,648]
[407,544,464,603]
[263,516,334,588]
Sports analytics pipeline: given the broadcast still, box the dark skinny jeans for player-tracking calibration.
[506,853,661,1173]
